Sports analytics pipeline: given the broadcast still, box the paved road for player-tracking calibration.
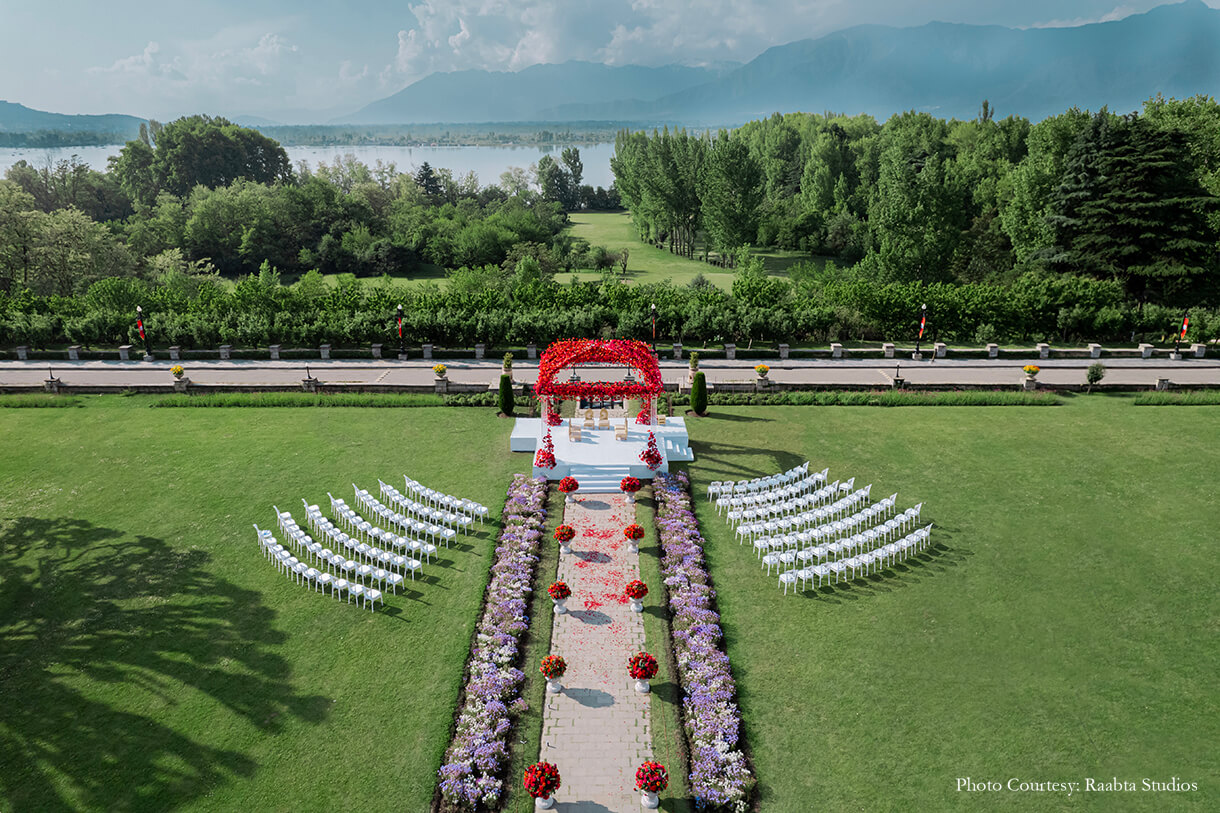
[3,357,1218,389]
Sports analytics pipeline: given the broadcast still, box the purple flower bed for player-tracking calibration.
[654,471,754,811]
[438,474,548,809]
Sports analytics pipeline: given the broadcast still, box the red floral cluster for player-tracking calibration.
[635,761,669,793]
[558,476,580,493]
[523,762,561,798]
[619,476,641,494]
[553,524,575,543]
[625,579,648,600]
[534,430,556,470]
[640,431,663,470]
[623,523,645,541]
[628,651,659,680]
[539,654,567,679]
[544,397,563,426]
[635,408,650,425]
[534,339,664,400]
[547,581,571,600]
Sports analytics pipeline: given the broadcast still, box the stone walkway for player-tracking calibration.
[541,493,652,811]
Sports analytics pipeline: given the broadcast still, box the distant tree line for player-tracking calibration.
[611,96,1220,308]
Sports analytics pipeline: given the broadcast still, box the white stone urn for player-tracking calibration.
[552,597,568,614]
[559,542,572,555]
[535,795,555,810]
[641,790,660,809]
[634,678,650,694]
[630,598,644,613]
[627,540,640,554]
[546,678,563,694]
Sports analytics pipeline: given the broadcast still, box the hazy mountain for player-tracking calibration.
[544,0,1220,123]
[0,100,143,136]
[335,61,734,124]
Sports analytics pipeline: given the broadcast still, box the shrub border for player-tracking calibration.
[433,475,548,811]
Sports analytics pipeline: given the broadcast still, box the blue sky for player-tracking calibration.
[0,1,1212,122]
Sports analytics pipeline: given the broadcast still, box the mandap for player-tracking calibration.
[534,339,665,425]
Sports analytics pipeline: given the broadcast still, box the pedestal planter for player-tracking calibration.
[630,598,644,613]
[634,678,651,694]
[546,678,563,694]
[173,378,190,393]
[559,543,572,555]
[641,790,659,808]
[535,795,554,809]
[627,541,639,554]
[1022,376,1037,391]
[552,598,568,614]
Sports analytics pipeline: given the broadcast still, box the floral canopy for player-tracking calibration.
[534,339,664,400]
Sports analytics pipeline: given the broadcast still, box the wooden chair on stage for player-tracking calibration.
[598,408,611,430]
[568,420,582,442]
[583,409,595,430]
[615,417,629,441]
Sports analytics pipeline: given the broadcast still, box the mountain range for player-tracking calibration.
[2,1,1218,138]
[340,0,1220,125]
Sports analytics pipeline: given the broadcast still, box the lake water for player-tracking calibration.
[0,141,618,189]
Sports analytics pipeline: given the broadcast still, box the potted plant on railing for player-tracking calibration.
[548,581,571,614]
[503,352,513,373]
[755,363,770,379]
[635,761,669,809]
[1022,364,1040,391]
[540,654,567,694]
[170,364,189,392]
[628,651,659,693]
[558,476,579,503]
[623,523,645,553]
[433,363,448,379]
[523,761,562,809]
[620,476,641,503]
[625,579,648,613]
[554,524,575,554]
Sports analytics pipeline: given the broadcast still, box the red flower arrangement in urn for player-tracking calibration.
[636,761,669,807]
[625,579,648,612]
[557,476,579,502]
[554,525,575,543]
[547,581,572,600]
[628,651,659,693]
[540,654,567,694]
[620,476,641,494]
[523,761,561,806]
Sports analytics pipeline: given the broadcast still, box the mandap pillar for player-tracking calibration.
[648,396,658,425]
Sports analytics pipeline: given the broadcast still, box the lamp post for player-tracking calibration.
[913,303,927,361]
[396,304,405,360]
[136,305,153,360]
[650,303,657,355]
[1174,311,1189,359]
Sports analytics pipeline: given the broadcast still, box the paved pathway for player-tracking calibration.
[3,356,1220,389]
[541,493,651,811]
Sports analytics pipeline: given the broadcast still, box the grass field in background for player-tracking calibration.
[680,395,1219,811]
[567,212,813,288]
[0,397,521,811]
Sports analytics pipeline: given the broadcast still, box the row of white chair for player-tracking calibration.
[307,505,434,569]
[274,510,420,584]
[364,483,470,535]
[706,462,811,499]
[734,489,905,543]
[715,469,829,510]
[778,525,934,594]
[402,475,489,523]
[721,478,852,521]
[754,506,928,569]
[329,491,457,548]
[253,524,385,611]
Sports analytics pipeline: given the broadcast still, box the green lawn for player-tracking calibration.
[567,212,813,288]
[0,397,522,811]
[679,395,1220,811]
[3,394,1217,811]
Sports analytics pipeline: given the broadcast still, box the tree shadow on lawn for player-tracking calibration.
[0,517,330,812]
[686,440,806,482]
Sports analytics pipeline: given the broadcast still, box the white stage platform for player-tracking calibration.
[511,417,694,490]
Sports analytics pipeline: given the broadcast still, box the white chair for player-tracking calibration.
[364,587,383,612]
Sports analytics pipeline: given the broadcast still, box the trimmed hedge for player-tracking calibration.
[675,390,1060,407]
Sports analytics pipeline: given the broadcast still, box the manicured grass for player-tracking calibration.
[0,396,522,811]
[635,486,693,812]
[567,212,812,288]
[679,396,1220,811]
[1132,390,1220,406]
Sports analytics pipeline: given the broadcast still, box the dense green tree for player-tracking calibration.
[700,133,763,260]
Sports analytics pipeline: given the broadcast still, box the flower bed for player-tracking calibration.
[653,471,754,810]
[437,474,548,809]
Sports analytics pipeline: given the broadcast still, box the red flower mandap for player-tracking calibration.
[534,339,664,402]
